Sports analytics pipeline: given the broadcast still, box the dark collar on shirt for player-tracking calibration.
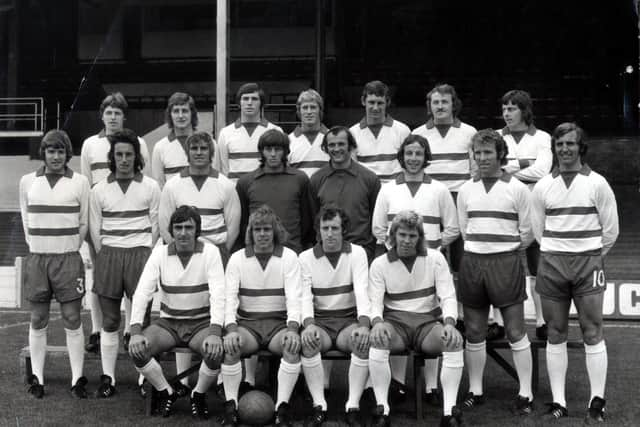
[245,245,284,258]
[234,118,269,128]
[36,166,74,178]
[179,168,219,179]
[425,118,461,129]
[386,247,427,262]
[98,129,107,138]
[292,124,329,138]
[395,173,431,184]
[328,159,358,176]
[167,240,204,256]
[167,130,177,141]
[254,165,298,178]
[312,241,352,259]
[473,173,512,183]
[359,115,394,129]
[551,164,591,178]
[501,125,537,136]
[106,172,143,183]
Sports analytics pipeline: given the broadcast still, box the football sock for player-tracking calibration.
[546,342,568,407]
[301,354,327,410]
[369,347,391,415]
[389,355,407,384]
[221,361,242,404]
[322,359,333,388]
[585,340,607,402]
[193,362,220,395]
[346,354,369,411]
[137,358,173,394]
[465,340,486,396]
[89,292,103,333]
[424,356,440,392]
[492,308,504,327]
[29,326,47,385]
[275,359,301,408]
[175,352,192,386]
[123,297,132,334]
[510,335,533,399]
[100,329,119,385]
[441,350,464,416]
[244,355,258,386]
[65,326,85,385]
[528,277,545,327]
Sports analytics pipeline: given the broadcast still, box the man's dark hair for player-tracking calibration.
[107,129,145,174]
[397,134,432,170]
[258,129,290,167]
[321,126,357,153]
[169,205,202,238]
[471,129,509,166]
[165,92,199,130]
[426,83,463,119]
[501,90,534,126]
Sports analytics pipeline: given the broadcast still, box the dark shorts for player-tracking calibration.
[238,318,287,349]
[93,245,151,299]
[315,316,357,346]
[150,317,211,347]
[536,252,606,301]
[384,310,438,350]
[526,241,540,275]
[458,251,527,309]
[25,252,85,303]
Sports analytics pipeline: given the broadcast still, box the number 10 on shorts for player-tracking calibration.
[592,270,605,288]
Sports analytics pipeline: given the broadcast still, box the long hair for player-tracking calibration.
[245,204,288,248]
[39,129,73,164]
[471,129,509,166]
[107,129,145,174]
[169,205,202,238]
[387,210,427,256]
[258,129,290,167]
[165,92,199,130]
[397,134,432,170]
[99,92,128,119]
[501,90,534,126]
[426,83,463,119]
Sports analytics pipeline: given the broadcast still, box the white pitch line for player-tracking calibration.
[0,315,61,330]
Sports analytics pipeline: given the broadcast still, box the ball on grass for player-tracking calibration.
[238,390,275,425]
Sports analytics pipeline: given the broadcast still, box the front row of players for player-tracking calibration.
[20,122,617,425]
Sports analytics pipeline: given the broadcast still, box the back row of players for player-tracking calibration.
[19,81,618,426]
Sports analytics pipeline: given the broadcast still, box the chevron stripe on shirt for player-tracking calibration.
[532,165,619,253]
[299,242,371,326]
[224,245,302,327]
[412,119,477,192]
[288,125,330,177]
[151,131,190,187]
[19,167,90,254]
[457,174,533,254]
[351,116,410,183]
[89,173,160,248]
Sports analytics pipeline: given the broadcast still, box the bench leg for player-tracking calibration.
[413,355,425,422]
[532,346,539,396]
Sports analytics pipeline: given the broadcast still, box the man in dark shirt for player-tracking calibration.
[236,129,312,254]
[309,126,381,262]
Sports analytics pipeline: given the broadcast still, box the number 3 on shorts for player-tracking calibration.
[592,269,605,288]
[76,278,85,293]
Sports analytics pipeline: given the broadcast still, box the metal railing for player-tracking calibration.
[0,97,44,137]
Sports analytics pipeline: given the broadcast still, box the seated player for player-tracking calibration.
[20,130,91,398]
[456,129,534,413]
[89,129,161,397]
[299,205,371,426]
[531,123,619,423]
[368,210,464,427]
[221,205,302,427]
[128,206,226,419]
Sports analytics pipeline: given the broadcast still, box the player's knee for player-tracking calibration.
[282,349,301,364]
[61,311,81,330]
[546,324,568,344]
[30,313,49,330]
[301,345,320,358]
[505,324,526,343]
[102,311,121,333]
[351,346,368,360]
[464,321,487,343]
[204,356,221,370]
[581,324,603,346]
[224,352,240,364]
[131,353,151,368]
